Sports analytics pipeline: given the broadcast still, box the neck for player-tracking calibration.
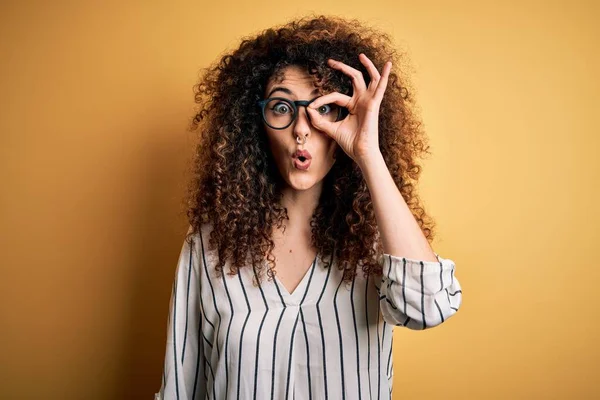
[278,181,322,234]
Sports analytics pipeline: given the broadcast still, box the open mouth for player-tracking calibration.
[293,157,311,170]
[292,149,312,170]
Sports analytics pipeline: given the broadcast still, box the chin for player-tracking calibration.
[276,158,335,191]
[281,162,325,188]
[285,174,320,191]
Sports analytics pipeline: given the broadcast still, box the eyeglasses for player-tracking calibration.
[257,97,347,130]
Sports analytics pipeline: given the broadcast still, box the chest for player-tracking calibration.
[271,244,318,296]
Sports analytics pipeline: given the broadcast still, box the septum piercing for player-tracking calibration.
[296,135,307,145]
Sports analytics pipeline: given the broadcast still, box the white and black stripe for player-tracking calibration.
[155,223,462,399]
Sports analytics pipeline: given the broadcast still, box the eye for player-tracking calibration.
[317,104,333,115]
[271,102,292,115]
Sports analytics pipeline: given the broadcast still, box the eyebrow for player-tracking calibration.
[266,86,320,98]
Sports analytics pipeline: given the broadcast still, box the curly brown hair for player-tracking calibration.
[184,14,436,286]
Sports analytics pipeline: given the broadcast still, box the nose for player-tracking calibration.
[292,104,312,141]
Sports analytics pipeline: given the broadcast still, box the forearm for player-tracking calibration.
[358,152,438,262]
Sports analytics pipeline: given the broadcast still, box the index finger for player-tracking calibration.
[327,58,367,94]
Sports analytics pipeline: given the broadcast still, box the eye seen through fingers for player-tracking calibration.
[315,104,334,115]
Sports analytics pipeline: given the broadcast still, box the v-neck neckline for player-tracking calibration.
[272,253,319,304]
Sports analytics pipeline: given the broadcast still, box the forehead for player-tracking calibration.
[265,65,320,97]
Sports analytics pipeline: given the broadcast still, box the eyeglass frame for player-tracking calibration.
[257,96,346,130]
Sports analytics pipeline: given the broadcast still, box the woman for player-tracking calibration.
[155,14,462,400]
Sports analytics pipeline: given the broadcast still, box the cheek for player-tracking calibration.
[265,130,288,161]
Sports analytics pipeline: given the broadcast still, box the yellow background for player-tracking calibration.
[1,1,598,398]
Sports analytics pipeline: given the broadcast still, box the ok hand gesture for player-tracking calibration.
[307,53,392,167]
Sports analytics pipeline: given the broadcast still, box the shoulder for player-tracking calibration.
[184,222,214,246]
[183,222,218,267]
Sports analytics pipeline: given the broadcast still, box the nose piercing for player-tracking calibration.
[296,135,307,145]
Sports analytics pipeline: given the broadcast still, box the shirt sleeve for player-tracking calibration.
[154,233,206,400]
[377,252,462,330]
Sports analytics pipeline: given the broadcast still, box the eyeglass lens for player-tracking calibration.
[262,98,343,129]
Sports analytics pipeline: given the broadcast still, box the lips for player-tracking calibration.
[292,149,312,170]
[292,149,312,162]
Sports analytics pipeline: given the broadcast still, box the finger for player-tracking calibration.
[308,92,352,110]
[373,61,392,102]
[327,58,367,94]
[358,53,381,92]
[306,107,341,139]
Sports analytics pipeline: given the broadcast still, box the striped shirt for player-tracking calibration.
[154,223,462,400]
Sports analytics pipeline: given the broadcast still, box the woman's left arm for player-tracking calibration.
[359,152,439,262]
[360,153,463,329]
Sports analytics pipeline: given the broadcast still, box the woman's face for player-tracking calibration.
[262,65,339,192]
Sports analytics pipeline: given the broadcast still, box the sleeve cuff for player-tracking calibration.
[382,252,456,293]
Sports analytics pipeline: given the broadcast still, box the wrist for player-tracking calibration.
[356,151,385,172]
